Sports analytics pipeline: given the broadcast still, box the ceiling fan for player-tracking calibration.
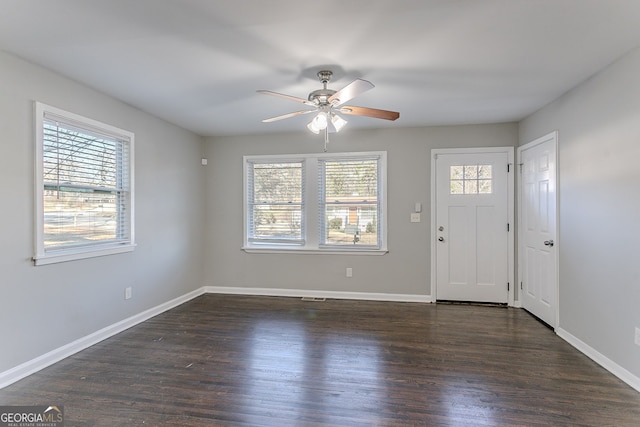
[258,70,399,150]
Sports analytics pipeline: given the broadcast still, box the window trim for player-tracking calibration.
[33,102,135,266]
[243,151,387,255]
[246,158,306,246]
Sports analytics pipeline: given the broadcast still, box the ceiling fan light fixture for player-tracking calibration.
[330,113,347,132]
[306,121,320,134]
[307,112,328,134]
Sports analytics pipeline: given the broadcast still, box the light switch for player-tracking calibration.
[414,202,422,213]
[410,213,421,223]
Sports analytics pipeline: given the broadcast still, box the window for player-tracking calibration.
[320,158,380,248]
[246,161,304,245]
[450,164,492,194]
[34,102,135,265]
[244,152,386,253]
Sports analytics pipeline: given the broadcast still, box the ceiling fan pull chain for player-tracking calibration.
[323,127,329,152]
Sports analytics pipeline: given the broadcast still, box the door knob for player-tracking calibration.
[438,237,444,242]
[544,240,554,247]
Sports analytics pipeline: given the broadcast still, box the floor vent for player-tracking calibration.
[301,297,326,302]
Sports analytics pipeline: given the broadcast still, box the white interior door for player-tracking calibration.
[518,132,558,327]
[433,149,512,303]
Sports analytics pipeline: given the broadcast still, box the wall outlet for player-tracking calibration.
[635,327,640,346]
[125,287,132,300]
[346,267,353,278]
[410,213,421,223]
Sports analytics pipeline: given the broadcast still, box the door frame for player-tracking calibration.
[430,147,515,306]
[516,131,559,327]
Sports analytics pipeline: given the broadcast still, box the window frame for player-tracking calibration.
[33,102,135,266]
[246,158,306,246]
[449,164,493,195]
[243,151,387,255]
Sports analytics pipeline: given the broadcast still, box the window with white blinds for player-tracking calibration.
[244,152,386,253]
[319,157,381,248]
[34,102,135,265]
[246,160,304,245]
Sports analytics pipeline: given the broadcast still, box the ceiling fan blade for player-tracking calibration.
[261,109,316,123]
[257,90,316,107]
[328,79,374,106]
[339,105,400,121]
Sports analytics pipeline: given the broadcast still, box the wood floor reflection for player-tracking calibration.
[1,294,639,426]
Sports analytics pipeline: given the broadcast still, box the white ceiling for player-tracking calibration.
[2,0,640,137]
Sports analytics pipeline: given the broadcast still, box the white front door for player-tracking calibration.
[518,132,558,327]
[433,148,513,303]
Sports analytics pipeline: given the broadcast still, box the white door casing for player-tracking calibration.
[518,132,558,327]
[431,147,514,304]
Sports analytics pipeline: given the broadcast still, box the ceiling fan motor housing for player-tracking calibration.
[309,70,337,105]
[308,88,337,105]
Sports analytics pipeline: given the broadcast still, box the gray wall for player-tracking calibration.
[9,40,638,389]
[519,47,640,378]
[204,124,517,297]
[0,51,206,373]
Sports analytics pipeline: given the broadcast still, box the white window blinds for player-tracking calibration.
[244,151,386,253]
[319,156,381,248]
[34,102,134,264]
[247,161,304,244]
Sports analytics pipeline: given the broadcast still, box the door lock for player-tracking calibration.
[543,240,554,247]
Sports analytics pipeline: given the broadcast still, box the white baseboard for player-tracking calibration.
[0,287,206,390]
[0,286,429,390]
[204,285,432,303]
[557,327,640,393]
[7,287,639,396]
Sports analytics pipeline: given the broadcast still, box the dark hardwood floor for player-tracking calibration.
[1,294,639,426]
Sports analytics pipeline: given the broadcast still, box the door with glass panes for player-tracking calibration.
[434,149,512,303]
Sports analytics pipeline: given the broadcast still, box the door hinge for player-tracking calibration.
[519,163,524,173]
[507,282,510,291]
[507,163,512,173]
[507,223,510,232]
[520,281,523,290]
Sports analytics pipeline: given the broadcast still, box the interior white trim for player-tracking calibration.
[241,248,388,256]
[204,286,431,303]
[0,287,205,390]
[33,243,136,266]
[557,328,640,393]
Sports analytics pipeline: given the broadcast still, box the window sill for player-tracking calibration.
[33,243,136,266]
[242,247,388,256]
